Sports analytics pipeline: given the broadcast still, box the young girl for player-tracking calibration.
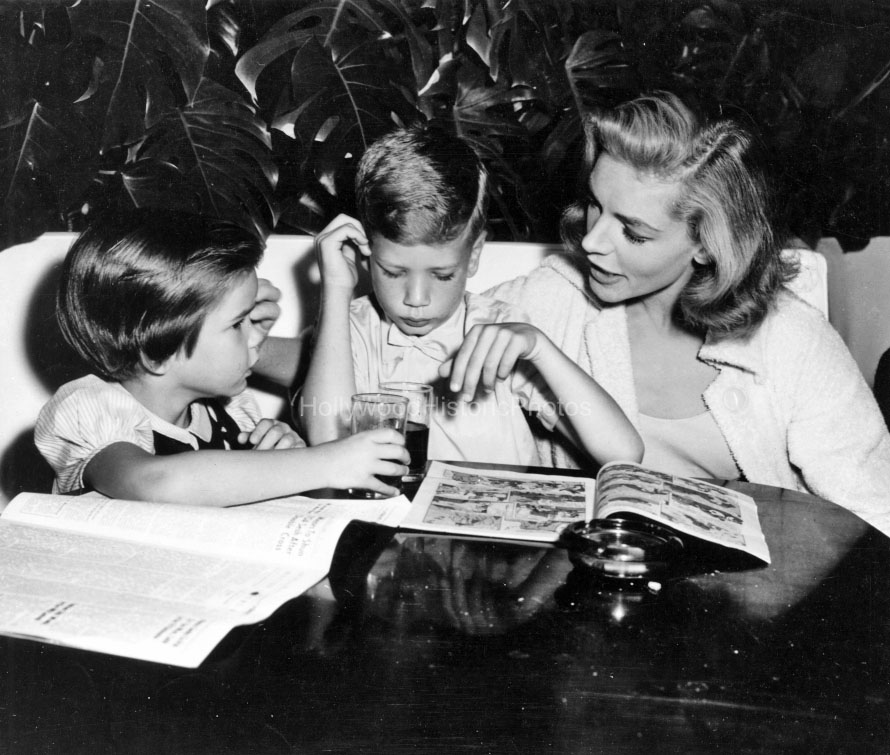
[35,210,408,505]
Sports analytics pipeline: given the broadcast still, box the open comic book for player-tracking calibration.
[402,461,769,563]
[0,492,410,668]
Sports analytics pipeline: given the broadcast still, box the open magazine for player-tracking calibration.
[403,461,769,563]
[0,492,410,667]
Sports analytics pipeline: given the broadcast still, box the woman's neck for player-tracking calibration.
[626,299,714,419]
[626,293,685,335]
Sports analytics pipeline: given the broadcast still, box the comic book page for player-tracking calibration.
[402,462,595,542]
[593,462,770,563]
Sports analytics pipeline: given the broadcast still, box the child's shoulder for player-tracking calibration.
[464,291,529,326]
[40,374,141,423]
[349,293,383,323]
[49,374,124,403]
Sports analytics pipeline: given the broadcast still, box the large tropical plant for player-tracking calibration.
[1,0,888,254]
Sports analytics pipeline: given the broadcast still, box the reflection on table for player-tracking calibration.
[2,477,888,754]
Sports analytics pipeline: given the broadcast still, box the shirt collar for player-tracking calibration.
[115,382,212,443]
[385,297,468,363]
[699,327,765,376]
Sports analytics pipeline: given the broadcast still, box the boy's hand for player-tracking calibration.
[324,428,409,497]
[250,278,282,344]
[240,419,305,450]
[315,214,372,293]
[439,322,545,402]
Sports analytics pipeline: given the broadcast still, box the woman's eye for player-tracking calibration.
[622,227,647,245]
[435,273,456,282]
[380,268,401,279]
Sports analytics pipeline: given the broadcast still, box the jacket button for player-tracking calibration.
[723,388,748,412]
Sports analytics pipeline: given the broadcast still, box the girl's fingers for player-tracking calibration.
[253,430,282,450]
[248,420,299,450]
[273,433,300,449]
[381,444,410,466]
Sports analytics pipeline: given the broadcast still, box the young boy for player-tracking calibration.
[299,125,642,467]
[35,209,408,505]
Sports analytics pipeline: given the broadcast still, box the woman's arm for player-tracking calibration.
[782,316,890,535]
[442,322,643,465]
[248,277,303,387]
[254,335,304,388]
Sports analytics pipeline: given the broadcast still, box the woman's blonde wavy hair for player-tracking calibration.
[561,92,796,338]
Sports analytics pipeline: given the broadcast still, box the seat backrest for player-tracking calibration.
[0,233,829,507]
[784,246,829,318]
[466,241,563,294]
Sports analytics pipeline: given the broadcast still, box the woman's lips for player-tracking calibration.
[589,263,621,284]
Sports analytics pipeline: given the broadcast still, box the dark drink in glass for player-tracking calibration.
[405,420,430,478]
[380,382,434,483]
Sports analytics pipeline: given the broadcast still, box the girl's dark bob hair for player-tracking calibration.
[58,209,263,381]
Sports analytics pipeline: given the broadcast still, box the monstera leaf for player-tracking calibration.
[69,0,210,152]
[0,7,104,249]
[566,30,639,113]
[122,79,277,238]
[278,32,417,151]
[236,0,433,103]
[0,101,94,249]
[452,62,532,141]
[236,0,421,231]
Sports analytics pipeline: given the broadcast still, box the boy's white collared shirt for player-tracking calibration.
[350,292,559,466]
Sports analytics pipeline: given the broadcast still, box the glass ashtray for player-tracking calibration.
[560,518,684,580]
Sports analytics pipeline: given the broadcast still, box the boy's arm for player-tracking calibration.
[84,431,409,506]
[443,322,644,465]
[299,215,370,445]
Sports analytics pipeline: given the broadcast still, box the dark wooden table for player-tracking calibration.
[2,479,889,754]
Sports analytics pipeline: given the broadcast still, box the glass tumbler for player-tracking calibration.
[379,382,433,482]
[350,392,409,497]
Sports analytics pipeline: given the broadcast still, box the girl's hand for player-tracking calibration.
[439,322,545,402]
[239,419,305,450]
[250,278,282,344]
[324,428,409,497]
[315,214,372,292]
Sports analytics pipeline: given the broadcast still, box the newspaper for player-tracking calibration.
[0,492,409,667]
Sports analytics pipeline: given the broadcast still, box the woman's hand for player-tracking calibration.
[315,214,372,293]
[440,322,545,402]
[239,419,305,450]
[249,277,283,346]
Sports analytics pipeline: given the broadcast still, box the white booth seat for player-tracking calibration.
[0,233,827,507]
